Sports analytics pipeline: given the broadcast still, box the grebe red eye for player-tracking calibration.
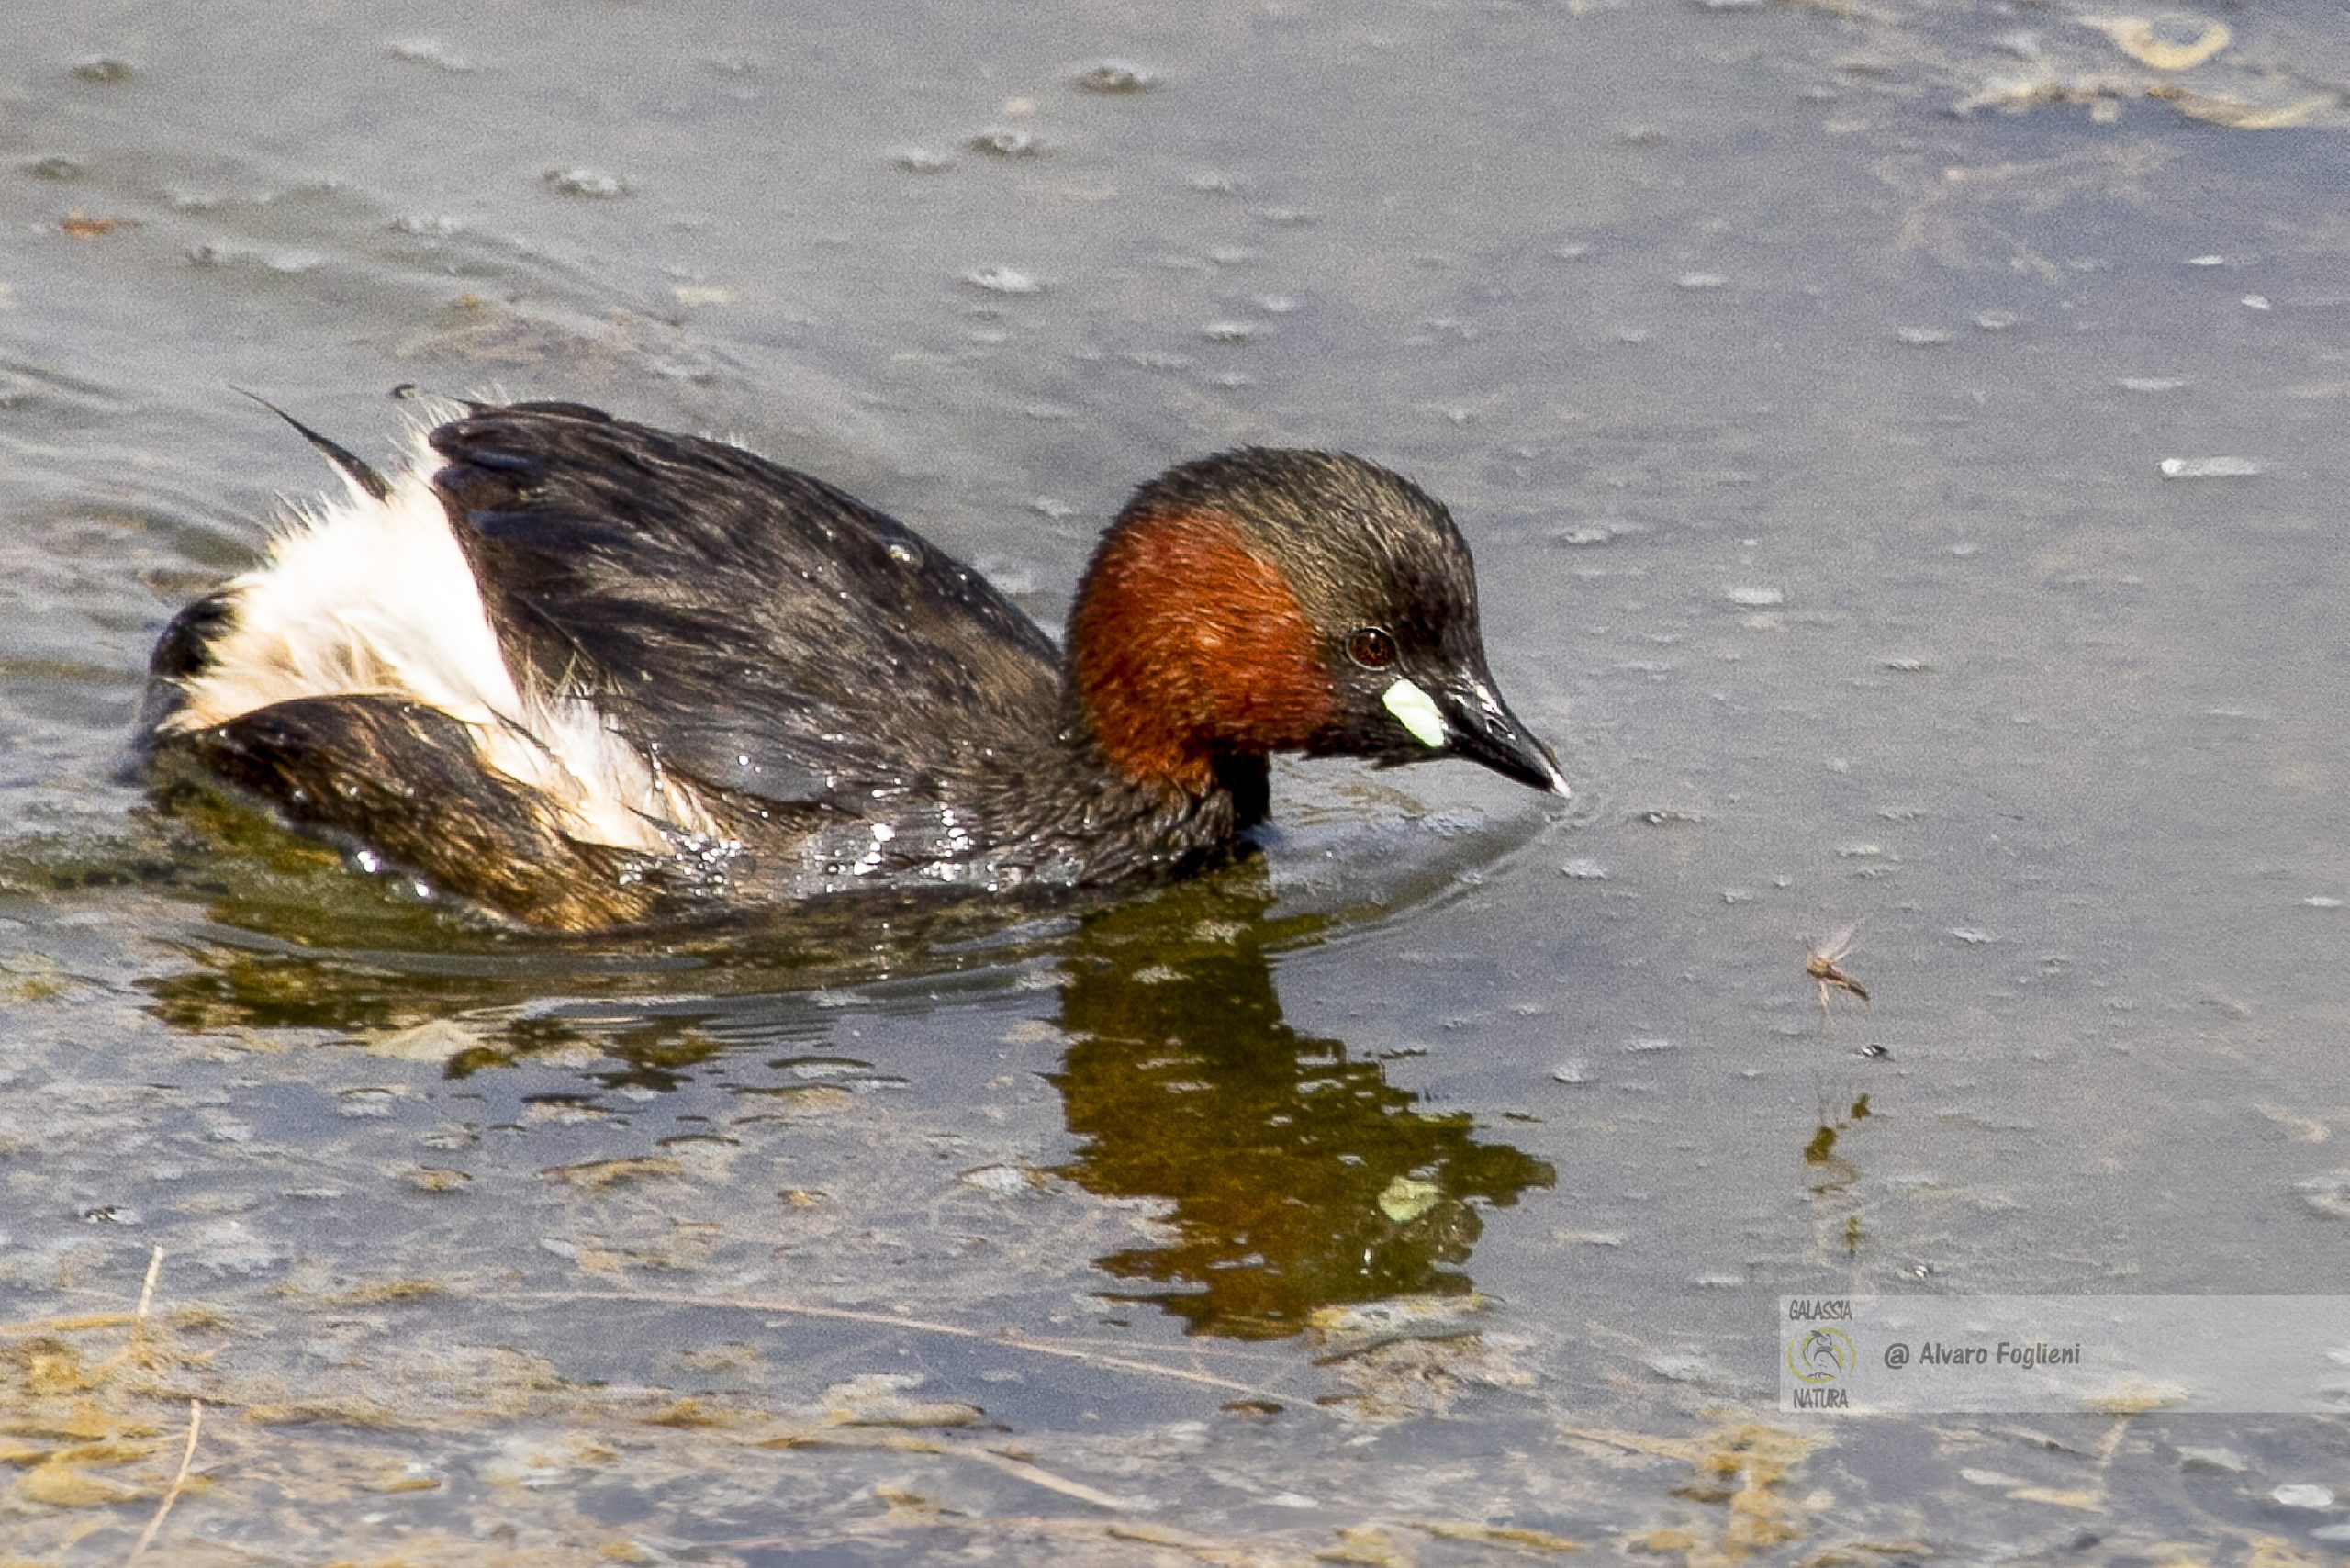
[1347,626,1397,669]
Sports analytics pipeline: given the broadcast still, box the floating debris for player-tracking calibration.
[2147,87,2332,130]
[1073,59,1158,94]
[541,1156,683,1188]
[389,37,474,73]
[543,167,630,199]
[964,264,1046,296]
[822,1373,990,1430]
[58,210,137,239]
[2295,1171,2350,1220]
[1805,925,1869,1015]
[1377,1175,1441,1224]
[2080,15,2231,73]
[958,1163,1045,1194]
[1307,1293,1484,1338]
[72,56,134,84]
[1560,857,1609,880]
[969,127,1042,157]
[1554,1229,1626,1248]
[335,1087,402,1119]
[2157,455,2264,479]
[185,242,324,273]
[894,148,953,174]
[364,1019,481,1060]
[1550,520,1635,545]
[1726,586,1784,607]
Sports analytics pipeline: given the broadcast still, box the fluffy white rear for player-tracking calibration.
[168,439,714,854]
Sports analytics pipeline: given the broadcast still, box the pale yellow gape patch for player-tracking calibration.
[1382,678,1448,749]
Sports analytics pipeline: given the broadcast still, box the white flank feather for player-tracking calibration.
[167,438,712,854]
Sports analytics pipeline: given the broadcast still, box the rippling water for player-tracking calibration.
[4,1,2348,1561]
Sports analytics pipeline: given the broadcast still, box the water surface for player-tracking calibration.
[4,1,2349,1561]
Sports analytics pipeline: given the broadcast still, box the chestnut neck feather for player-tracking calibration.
[1068,506,1334,795]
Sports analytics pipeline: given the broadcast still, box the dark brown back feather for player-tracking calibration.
[427,404,1064,810]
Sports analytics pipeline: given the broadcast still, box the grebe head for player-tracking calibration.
[1068,447,1568,798]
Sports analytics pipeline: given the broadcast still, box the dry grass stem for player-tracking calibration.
[508,1286,1279,1396]
[124,1397,202,1565]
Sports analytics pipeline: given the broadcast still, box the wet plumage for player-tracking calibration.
[141,402,1564,929]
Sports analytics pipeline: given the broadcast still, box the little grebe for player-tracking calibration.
[140,402,1566,929]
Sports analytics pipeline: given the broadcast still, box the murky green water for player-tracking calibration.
[5,0,2349,1561]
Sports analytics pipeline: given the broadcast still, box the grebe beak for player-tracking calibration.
[1438,677,1571,798]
